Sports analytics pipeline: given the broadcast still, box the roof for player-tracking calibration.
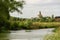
[55,16,60,18]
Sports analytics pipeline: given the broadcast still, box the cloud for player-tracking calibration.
[10,0,60,18]
[25,0,51,4]
[24,0,60,4]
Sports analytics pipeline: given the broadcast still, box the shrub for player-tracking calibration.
[0,16,10,32]
[19,20,33,29]
[10,22,20,30]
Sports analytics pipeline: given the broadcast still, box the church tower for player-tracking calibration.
[38,11,43,18]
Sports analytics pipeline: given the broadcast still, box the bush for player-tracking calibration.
[9,20,32,30]
[19,20,33,29]
[19,21,27,29]
[9,21,60,30]
[0,17,10,33]
[10,22,21,30]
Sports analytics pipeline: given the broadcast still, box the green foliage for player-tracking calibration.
[9,21,60,30]
[24,20,32,29]
[0,17,10,33]
[9,20,33,30]
[0,0,24,19]
[0,0,24,13]
[19,20,32,29]
[10,22,20,30]
[39,17,53,22]
[18,21,26,29]
[0,0,24,32]
[31,16,55,22]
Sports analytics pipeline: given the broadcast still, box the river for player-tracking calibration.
[0,28,55,40]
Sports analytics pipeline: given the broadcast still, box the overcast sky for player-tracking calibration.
[10,0,60,18]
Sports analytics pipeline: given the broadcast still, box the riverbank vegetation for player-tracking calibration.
[9,20,60,30]
[0,16,60,32]
[0,14,60,32]
[45,27,60,40]
[9,16,60,30]
[8,15,60,30]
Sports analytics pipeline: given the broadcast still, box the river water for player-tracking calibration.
[0,28,55,40]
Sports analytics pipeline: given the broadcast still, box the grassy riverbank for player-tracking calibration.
[10,21,60,30]
[45,27,60,40]
[0,20,60,32]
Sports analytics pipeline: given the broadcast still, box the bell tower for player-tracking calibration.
[38,11,43,18]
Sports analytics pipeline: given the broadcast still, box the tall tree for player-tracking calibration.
[0,0,24,32]
[0,0,24,19]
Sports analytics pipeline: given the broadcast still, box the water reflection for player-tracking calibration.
[0,28,55,40]
[0,33,10,40]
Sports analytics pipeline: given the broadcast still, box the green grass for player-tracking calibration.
[44,27,60,40]
[32,22,60,28]
[10,21,60,30]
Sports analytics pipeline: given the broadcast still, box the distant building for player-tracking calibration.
[55,16,60,22]
[52,14,54,19]
[38,11,43,18]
